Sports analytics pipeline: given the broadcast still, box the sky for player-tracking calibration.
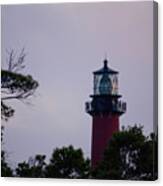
[1,1,154,168]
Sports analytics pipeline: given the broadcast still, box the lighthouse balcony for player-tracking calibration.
[113,100,127,114]
[85,102,92,114]
[85,100,126,115]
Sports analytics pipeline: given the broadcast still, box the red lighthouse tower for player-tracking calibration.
[85,59,126,168]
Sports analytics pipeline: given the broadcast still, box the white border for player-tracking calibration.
[0,0,155,5]
[0,0,162,186]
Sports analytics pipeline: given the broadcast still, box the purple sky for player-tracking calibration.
[1,1,154,168]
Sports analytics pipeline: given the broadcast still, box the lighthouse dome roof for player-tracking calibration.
[93,59,118,75]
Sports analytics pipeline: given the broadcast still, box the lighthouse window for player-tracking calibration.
[112,75,118,95]
[94,74,102,95]
[99,74,112,94]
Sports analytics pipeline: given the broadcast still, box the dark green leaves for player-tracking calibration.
[11,146,90,178]
[92,125,158,180]
[45,145,90,179]
[1,49,39,120]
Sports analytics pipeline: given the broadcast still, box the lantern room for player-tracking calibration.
[93,59,119,96]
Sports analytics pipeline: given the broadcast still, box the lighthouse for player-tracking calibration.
[85,59,126,168]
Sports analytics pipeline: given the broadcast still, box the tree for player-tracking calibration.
[15,155,46,178]
[92,125,158,180]
[45,145,90,178]
[1,49,39,121]
[1,123,13,177]
[14,146,90,178]
[1,150,13,177]
[1,49,39,177]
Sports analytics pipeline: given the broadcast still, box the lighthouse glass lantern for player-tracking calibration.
[93,59,118,96]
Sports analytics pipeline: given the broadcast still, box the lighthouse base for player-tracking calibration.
[91,115,119,168]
